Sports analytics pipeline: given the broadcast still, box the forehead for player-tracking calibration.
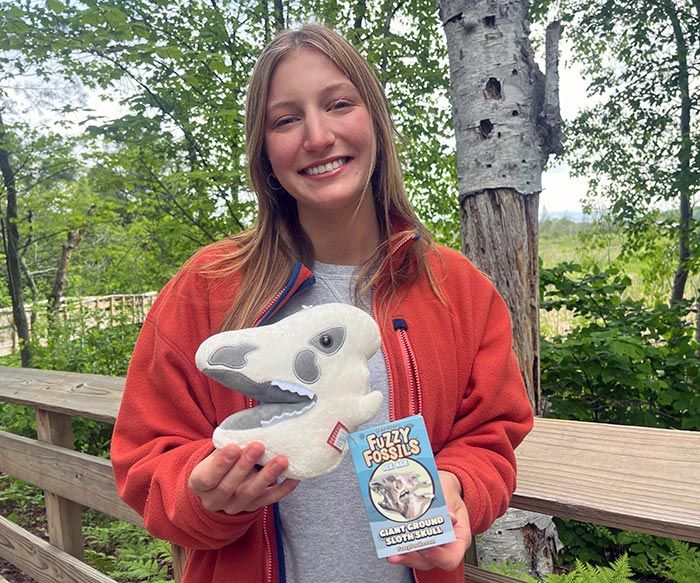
[266,48,359,109]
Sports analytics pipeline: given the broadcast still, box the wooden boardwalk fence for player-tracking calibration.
[0,293,157,356]
[0,366,698,582]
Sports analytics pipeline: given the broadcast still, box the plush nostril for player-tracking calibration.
[208,343,257,369]
[294,349,320,384]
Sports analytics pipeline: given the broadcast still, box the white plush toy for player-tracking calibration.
[195,303,383,480]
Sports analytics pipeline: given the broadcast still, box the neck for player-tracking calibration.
[299,195,381,266]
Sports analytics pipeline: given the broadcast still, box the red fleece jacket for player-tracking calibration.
[111,239,533,583]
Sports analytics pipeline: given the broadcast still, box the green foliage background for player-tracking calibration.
[0,0,698,580]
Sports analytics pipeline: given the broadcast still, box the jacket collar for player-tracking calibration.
[256,218,419,325]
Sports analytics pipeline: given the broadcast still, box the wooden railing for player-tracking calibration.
[0,366,698,583]
[0,293,157,356]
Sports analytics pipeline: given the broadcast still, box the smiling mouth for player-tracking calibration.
[212,372,318,430]
[301,157,351,176]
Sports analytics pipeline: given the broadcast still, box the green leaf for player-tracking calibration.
[104,7,128,28]
[46,0,66,13]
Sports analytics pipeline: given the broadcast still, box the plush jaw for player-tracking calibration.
[206,370,318,431]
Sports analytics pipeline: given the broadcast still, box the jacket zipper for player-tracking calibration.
[263,506,273,583]
[251,267,312,583]
[371,229,417,421]
[394,317,423,583]
[393,318,422,415]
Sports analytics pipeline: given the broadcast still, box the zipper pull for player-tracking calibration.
[392,317,422,415]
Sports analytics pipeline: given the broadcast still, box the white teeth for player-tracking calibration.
[272,381,316,399]
[304,158,347,175]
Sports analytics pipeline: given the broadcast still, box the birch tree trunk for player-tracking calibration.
[0,110,32,367]
[437,0,563,576]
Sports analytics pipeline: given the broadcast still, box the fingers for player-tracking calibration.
[189,442,298,515]
[219,453,295,514]
[228,475,300,513]
[215,442,266,496]
[387,490,472,572]
[188,444,242,493]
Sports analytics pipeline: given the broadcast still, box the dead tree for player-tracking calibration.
[438,0,564,576]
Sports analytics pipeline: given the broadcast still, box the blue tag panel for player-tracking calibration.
[348,415,456,558]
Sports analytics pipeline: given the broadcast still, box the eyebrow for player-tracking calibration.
[267,81,358,113]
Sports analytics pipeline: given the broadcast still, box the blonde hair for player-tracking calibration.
[206,24,438,330]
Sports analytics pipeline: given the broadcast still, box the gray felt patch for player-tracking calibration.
[208,343,258,369]
[294,349,320,384]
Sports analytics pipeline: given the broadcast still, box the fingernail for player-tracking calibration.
[269,457,286,472]
[224,449,239,463]
[245,445,263,461]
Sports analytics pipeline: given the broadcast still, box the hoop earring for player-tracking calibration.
[267,173,283,191]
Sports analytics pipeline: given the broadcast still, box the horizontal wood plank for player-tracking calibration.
[0,516,117,583]
[513,418,700,542]
[0,367,698,544]
[0,367,123,423]
[0,430,142,527]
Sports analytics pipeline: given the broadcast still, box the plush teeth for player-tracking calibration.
[304,158,348,175]
[272,380,316,400]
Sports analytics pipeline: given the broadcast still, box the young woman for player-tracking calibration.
[111,24,533,583]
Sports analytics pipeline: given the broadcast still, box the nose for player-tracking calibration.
[303,112,335,152]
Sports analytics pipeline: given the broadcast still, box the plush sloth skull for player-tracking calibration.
[195,303,383,479]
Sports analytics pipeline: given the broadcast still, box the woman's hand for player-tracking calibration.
[188,442,299,515]
[386,470,472,572]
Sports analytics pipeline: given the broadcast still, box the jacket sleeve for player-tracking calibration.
[435,273,534,535]
[110,266,261,550]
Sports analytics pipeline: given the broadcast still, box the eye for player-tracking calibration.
[273,116,296,128]
[310,326,346,355]
[329,99,353,111]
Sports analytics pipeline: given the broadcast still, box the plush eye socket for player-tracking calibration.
[310,327,346,355]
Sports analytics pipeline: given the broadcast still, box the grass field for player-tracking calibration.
[537,218,699,338]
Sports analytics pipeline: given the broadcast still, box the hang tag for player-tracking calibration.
[348,414,456,558]
[326,421,349,453]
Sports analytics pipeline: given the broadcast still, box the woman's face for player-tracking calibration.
[264,48,376,223]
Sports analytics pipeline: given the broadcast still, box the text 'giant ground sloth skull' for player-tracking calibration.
[195,303,383,479]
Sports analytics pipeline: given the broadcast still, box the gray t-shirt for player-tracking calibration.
[268,261,413,583]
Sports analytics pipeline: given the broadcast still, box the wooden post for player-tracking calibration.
[465,542,478,566]
[172,544,186,582]
[35,409,84,560]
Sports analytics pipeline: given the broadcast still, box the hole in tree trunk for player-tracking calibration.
[512,110,519,116]
[479,119,494,139]
[484,77,502,99]
[483,15,496,27]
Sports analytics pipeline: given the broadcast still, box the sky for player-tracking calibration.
[538,44,591,214]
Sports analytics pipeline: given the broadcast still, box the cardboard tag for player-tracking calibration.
[348,415,456,558]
